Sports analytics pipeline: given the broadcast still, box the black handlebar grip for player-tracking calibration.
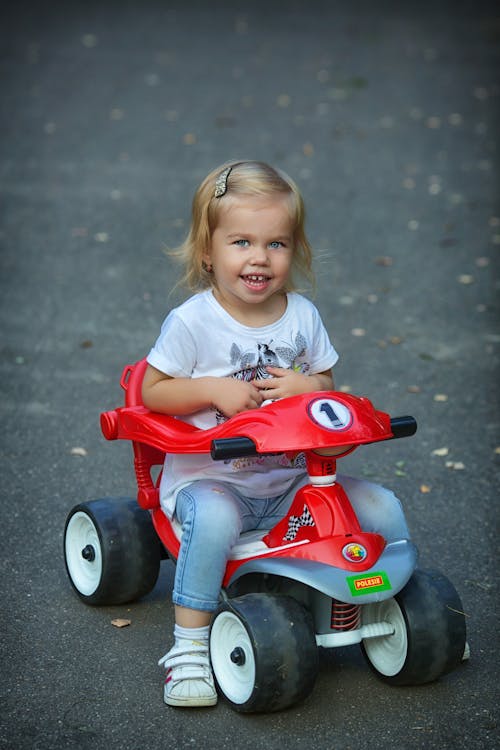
[211,437,258,460]
[390,416,417,439]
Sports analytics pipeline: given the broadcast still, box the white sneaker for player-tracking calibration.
[158,641,218,707]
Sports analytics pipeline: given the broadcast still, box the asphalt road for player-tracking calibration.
[1,1,499,748]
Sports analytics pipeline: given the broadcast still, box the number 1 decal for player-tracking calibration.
[308,398,353,431]
[319,401,344,428]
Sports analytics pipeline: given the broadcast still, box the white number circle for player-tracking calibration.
[308,398,353,431]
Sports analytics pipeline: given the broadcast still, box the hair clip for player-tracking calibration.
[214,166,232,198]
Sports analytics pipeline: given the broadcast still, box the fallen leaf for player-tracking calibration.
[402,177,416,189]
[390,336,403,345]
[82,34,98,48]
[434,393,448,402]
[111,619,131,628]
[445,461,465,470]
[432,447,449,456]
[375,256,393,266]
[420,484,431,493]
[474,86,489,100]
[70,447,88,457]
[426,115,441,129]
[495,447,500,455]
[276,94,291,108]
[407,385,421,393]
[458,274,474,285]
[80,340,93,348]
[183,133,197,145]
[94,232,109,242]
[351,328,366,337]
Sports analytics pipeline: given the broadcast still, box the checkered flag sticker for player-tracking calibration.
[284,504,315,541]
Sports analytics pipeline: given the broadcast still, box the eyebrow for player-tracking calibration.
[226,232,292,241]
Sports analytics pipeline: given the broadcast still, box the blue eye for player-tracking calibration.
[269,241,283,249]
[234,239,250,247]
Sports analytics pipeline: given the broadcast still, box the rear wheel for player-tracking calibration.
[361,568,467,685]
[210,593,318,712]
[64,497,161,605]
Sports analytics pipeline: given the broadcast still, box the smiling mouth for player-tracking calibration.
[241,274,271,285]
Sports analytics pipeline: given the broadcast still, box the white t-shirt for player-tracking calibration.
[147,290,339,517]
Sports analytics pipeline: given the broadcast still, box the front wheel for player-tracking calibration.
[210,593,318,712]
[361,568,467,685]
[64,497,161,605]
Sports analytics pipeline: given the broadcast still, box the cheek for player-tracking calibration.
[213,253,241,277]
[275,253,293,274]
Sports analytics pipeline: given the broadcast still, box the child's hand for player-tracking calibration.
[253,367,334,401]
[211,377,264,418]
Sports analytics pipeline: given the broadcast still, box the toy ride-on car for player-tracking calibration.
[64,358,467,712]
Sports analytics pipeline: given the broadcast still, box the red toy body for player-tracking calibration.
[64,359,467,712]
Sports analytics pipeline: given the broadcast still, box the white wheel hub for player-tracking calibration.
[210,611,256,705]
[65,511,103,596]
[362,598,408,676]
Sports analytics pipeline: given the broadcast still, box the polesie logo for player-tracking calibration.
[354,575,384,589]
[347,571,392,596]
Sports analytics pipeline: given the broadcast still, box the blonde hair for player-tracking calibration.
[171,160,315,293]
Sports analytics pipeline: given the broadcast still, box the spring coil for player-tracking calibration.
[330,599,361,631]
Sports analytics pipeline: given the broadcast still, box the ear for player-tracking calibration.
[201,248,213,273]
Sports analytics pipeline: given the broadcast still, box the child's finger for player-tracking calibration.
[252,378,277,390]
[265,366,288,377]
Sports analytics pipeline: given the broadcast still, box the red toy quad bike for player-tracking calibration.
[64,359,467,712]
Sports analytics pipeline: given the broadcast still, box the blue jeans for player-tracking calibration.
[172,475,410,612]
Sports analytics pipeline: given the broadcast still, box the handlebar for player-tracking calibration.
[389,416,417,439]
[211,437,257,460]
[210,416,417,461]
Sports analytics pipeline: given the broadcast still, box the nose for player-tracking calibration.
[250,244,269,265]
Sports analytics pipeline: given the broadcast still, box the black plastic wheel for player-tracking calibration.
[361,568,467,685]
[64,497,161,605]
[210,593,319,712]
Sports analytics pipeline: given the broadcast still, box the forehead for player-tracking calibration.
[215,194,295,234]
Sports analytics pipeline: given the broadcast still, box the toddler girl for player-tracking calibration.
[142,160,409,707]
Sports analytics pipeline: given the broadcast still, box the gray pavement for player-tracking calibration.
[1,1,499,748]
